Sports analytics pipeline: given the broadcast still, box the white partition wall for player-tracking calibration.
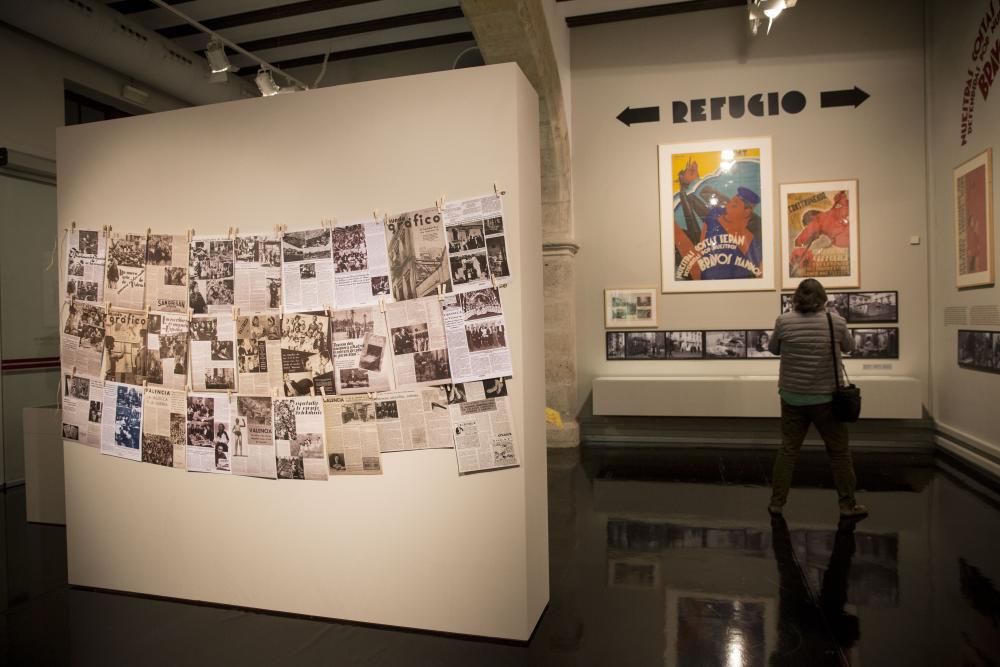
[57,63,547,641]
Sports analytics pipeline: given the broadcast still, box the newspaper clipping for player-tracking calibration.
[448,378,518,474]
[105,233,147,311]
[141,386,186,469]
[61,374,104,447]
[385,207,453,301]
[233,395,277,479]
[385,296,452,388]
[186,392,233,474]
[236,313,283,394]
[273,396,328,480]
[281,228,334,313]
[322,395,382,475]
[190,313,236,392]
[331,305,393,395]
[188,235,235,314]
[100,381,143,461]
[235,234,282,312]
[102,308,151,386]
[144,234,188,313]
[65,228,106,303]
[280,312,334,396]
[375,386,454,452]
[441,287,512,384]
[333,220,393,308]
[62,301,105,378]
[145,312,189,389]
[443,194,512,293]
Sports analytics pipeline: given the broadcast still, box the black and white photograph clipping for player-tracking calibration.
[372,387,454,452]
[322,395,382,475]
[706,330,748,359]
[237,313,283,394]
[234,234,282,312]
[625,331,664,360]
[443,194,511,293]
[102,308,152,386]
[606,331,626,360]
[273,396,328,480]
[449,378,518,474]
[850,328,899,359]
[144,234,188,313]
[232,395,277,479]
[385,296,452,388]
[332,220,393,308]
[331,305,393,394]
[105,233,147,311]
[189,314,236,392]
[281,228,333,313]
[280,312,333,396]
[186,392,233,474]
[62,301,106,377]
[664,331,704,359]
[441,287,512,384]
[385,207,452,301]
[61,374,104,448]
[100,381,143,462]
[847,291,898,323]
[188,235,235,314]
[141,386,186,469]
[65,228,106,304]
[145,312,189,389]
[747,330,777,358]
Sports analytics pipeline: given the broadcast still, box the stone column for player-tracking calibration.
[461,0,580,447]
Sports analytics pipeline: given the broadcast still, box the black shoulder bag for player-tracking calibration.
[827,312,861,422]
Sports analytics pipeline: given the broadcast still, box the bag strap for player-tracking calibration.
[826,311,849,389]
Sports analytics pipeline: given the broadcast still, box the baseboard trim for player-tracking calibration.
[933,428,1000,481]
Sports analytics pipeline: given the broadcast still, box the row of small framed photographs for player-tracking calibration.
[958,330,1000,374]
[606,328,900,360]
[780,291,898,324]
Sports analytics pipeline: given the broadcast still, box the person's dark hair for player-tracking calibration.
[793,278,828,314]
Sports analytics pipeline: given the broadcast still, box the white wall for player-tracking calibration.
[570,0,929,411]
[926,0,1000,455]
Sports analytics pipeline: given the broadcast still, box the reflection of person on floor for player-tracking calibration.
[770,516,860,665]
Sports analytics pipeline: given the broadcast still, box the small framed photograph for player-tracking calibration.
[850,328,899,359]
[958,330,995,370]
[705,330,747,359]
[780,291,850,320]
[847,291,898,323]
[625,331,665,360]
[780,179,860,289]
[664,331,704,359]
[954,149,994,288]
[747,329,777,358]
[605,287,657,328]
[606,331,626,360]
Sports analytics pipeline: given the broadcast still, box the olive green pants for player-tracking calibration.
[770,401,857,510]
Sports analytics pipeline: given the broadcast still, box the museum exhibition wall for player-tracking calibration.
[570,0,930,409]
[927,0,1000,458]
[56,63,547,640]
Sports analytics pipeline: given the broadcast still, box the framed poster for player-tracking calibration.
[659,137,774,293]
[954,149,994,288]
[779,179,859,289]
[604,287,657,328]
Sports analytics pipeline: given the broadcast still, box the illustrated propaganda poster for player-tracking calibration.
[659,138,774,293]
[65,228,106,303]
[385,207,453,301]
[780,180,860,289]
[106,233,147,310]
[954,149,994,288]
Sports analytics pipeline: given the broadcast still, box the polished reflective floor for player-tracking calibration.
[3,447,1000,666]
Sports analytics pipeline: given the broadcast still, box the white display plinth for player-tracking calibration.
[57,64,547,640]
[24,406,66,524]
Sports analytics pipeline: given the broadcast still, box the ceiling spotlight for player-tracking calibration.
[748,0,797,35]
[205,38,232,74]
[255,68,280,97]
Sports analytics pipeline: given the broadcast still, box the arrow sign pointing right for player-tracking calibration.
[617,106,660,127]
[820,86,870,109]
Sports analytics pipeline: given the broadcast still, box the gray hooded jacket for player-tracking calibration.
[768,309,854,394]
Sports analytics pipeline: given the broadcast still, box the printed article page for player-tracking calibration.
[281,228,334,313]
[385,207,452,301]
[141,386,186,469]
[144,233,188,313]
[448,377,518,474]
[237,313,283,394]
[102,308,151,386]
[332,220,393,307]
[190,313,236,392]
[234,234,282,312]
[61,374,104,448]
[232,395,277,479]
[385,296,452,388]
[146,312,189,389]
[441,287,512,384]
[186,392,233,474]
[375,386,453,452]
[105,233,146,311]
[65,228,106,303]
[443,194,511,293]
[280,312,333,396]
[188,235,235,314]
[322,396,382,475]
[61,301,105,378]
[331,305,393,395]
[100,381,143,462]
[273,396,328,480]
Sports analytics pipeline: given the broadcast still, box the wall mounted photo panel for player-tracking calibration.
[847,291,898,323]
[705,330,747,359]
[849,328,899,359]
[780,180,860,289]
[747,330,777,358]
[954,149,994,288]
[604,287,657,328]
[957,329,998,372]
[625,331,665,360]
[606,331,626,360]
[664,331,704,359]
[659,137,774,293]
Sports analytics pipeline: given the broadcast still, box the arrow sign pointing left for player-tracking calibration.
[617,106,660,127]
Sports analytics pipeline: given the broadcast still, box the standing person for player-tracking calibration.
[767,278,867,519]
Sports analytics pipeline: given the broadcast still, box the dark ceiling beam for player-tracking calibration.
[157,0,383,39]
[566,0,744,28]
[107,0,194,14]
[239,31,474,72]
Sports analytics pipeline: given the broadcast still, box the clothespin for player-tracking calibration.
[143,380,148,389]
[436,283,445,303]
[145,305,151,317]
[272,387,279,398]
[186,382,192,393]
[71,365,77,378]
[71,221,77,231]
[493,183,506,197]
[187,308,193,322]
[309,385,315,396]
[324,305,331,317]
[378,296,385,314]
[436,195,444,212]
[146,227,151,237]
[186,228,194,242]
[319,386,326,397]
[102,225,108,234]
[227,389,232,402]
[232,305,239,321]
[490,273,498,289]
[106,301,112,316]
[372,208,380,221]
[233,227,239,237]
[107,225,113,235]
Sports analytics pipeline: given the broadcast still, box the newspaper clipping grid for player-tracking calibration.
[144,234,189,313]
[188,235,235,314]
[65,228,106,303]
[233,395,278,479]
[106,233,147,311]
[333,220,393,307]
[101,381,143,461]
[190,314,236,392]
[442,287,512,384]
[237,313,283,394]
[331,305,393,395]
[141,386,186,469]
[385,207,453,301]
[146,312,189,389]
[280,312,333,396]
[322,395,382,475]
[61,374,104,447]
[186,392,233,474]
[448,378,518,474]
[102,308,150,386]
[443,194,512,293]
[385,296,453,388]
[374,386,454,452]
[235,234,282,312]
[282,228,334,313]
[273,396,328,480]
[62,301,105,377]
